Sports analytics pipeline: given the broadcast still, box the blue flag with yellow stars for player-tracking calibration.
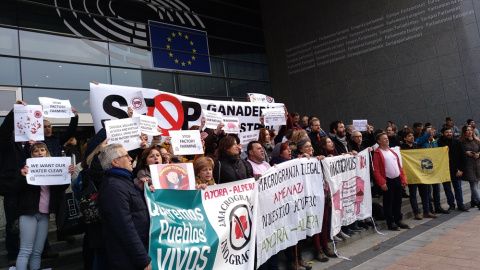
[149,21,211,73]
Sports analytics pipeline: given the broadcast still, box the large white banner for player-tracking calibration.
[256,158,324,266]
[322,149,372,238]
[90,83,284,135]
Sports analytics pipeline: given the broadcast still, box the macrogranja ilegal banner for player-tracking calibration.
[145,178,257,270]
[255,158,324,266]
[322,149,372,238]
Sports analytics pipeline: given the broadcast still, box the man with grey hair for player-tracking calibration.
[98,144,152,270]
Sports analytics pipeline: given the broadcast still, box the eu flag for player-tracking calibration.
[149,21,211,73]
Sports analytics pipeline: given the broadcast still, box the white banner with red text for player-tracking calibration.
[321,149,372,238]
[255,158,324,266]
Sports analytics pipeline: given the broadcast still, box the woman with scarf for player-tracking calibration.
[460,125,480,208]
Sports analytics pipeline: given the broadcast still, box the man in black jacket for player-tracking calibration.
[98,144,152,270]
[329,120,357,155]
[0,100,27,266]
[437,126,469,211]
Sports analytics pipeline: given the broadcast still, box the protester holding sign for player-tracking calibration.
[17,142,73,270]
[0,100,28,266]
[133,146,162,192]
[259,128,274,162]
[372,133,410,231]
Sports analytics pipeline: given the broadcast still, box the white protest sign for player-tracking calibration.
[256,158,324,266]
[248,93,275,103]
[38,97,74,118]
[14,104,44,142]
[353,119,368,132]
[105,118,141,151]
[202,109,223,129]
[262,108,286,126]
[26,157,71,185]
[321,149,372,238]
[149,163,196,190]
[139,115,161,136]
[89,83,284,135]
[169,130,204,155]
[129,91,148,115]
[222,116,240,134]
[239,130,260,151]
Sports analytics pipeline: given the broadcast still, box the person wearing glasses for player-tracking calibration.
[98,144,152,270]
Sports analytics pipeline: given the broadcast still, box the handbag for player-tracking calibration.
[56,192,83,241]
[75,169,102,224]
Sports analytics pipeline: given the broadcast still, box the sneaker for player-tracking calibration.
[423,212,437,218]
[447,205,455,212]
[337,231,350,239]
[343,227,356,236]
[323,247,337,258]
[315,250,329,262]
[388,224,400,231]
[458,206,469,212]
[349,224,365,232]
[395,221,410,229]
[333,235,342,242]
[435,207,449,214]
[298,260,313,270]
[414,214,422,220]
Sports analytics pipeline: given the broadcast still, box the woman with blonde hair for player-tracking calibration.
[194,157,215,190]
[17,143,73,270]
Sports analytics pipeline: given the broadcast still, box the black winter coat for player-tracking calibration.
[213,154,253,184]
[437,136,467,178]
[98,168,151,270]
[0,110,26,195]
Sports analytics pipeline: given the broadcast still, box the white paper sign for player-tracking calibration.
[26,157,71,185]
[353,119,368,132]
[239,130,260,151]
[262,108,286,126]
[14,104,45,142]
[105,118,141,151]
[139,115,161,136]
[221,117,240,134]
[248,93,275,103]
[129,91,148,115]
[149,163,196,190]
[202,109,223,129]
[169,130,204,155]
[38,97,74,118]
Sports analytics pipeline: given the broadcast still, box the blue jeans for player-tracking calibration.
[16,213,49,270]
[408,184,430,214]
[470,181,480,202]
[450,178,463,207]
[3,194,19,261]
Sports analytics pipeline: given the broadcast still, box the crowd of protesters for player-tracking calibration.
[2,98,479,270]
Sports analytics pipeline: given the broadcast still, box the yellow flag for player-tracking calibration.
[400,147,450,184]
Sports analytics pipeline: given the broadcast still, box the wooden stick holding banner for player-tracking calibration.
[26,157,71,185]
[105,118,141,151]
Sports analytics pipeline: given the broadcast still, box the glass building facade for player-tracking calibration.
[0,0,270,125]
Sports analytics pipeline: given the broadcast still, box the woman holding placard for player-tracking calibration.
[194,157,215,190]
[134,146,161,192]
[17,142,73,270]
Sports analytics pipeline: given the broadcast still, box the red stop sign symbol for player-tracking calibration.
[147,94,184,136]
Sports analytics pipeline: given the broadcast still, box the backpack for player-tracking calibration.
[72,167,101,224]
